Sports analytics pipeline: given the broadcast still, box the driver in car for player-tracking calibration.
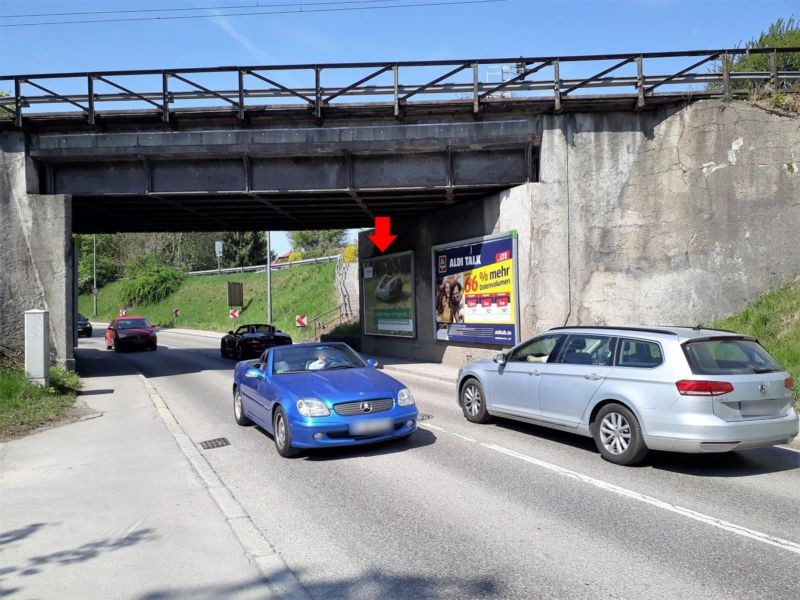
[308,349,331,371]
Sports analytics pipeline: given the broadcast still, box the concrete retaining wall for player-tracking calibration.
[360,99,800,366]
[1,132,74,368]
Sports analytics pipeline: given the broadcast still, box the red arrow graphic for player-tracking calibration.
[368,216,397,253]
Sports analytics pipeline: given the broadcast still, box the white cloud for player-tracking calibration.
[207,9,274,64]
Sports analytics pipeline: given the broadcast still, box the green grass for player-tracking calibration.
[712,275,800,407]
[0,367,81,441]
[79,263,338,339]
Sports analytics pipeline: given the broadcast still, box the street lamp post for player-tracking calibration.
[266,231,273,324]
[92,234,97,317]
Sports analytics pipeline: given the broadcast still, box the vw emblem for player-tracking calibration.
[759,383,768,396]
[360,401,373,414]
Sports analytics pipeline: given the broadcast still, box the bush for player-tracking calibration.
[120,258,185,306]
[288,251,303,263]
[342,244,358,263]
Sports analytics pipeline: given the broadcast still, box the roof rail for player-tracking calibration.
[664,325,738,334]
[548,325,679,336]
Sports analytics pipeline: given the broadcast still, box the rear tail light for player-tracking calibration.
[786,377,795,392]
[676,380,734,396]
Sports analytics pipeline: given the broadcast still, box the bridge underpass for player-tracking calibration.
[2,47,799,368]
[32,119,539,233]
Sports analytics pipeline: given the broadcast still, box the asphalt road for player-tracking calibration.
[77,329,800,599]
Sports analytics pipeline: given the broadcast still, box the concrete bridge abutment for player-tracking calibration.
[1,131,75,369]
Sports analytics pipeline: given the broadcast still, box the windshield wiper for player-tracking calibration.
[326,365,355,370]
[751,367,778,374]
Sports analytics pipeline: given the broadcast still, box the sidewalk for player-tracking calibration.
[375,355,460,384]
[0,348,269,599]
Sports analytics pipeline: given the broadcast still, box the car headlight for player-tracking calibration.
[397,387,415,406]
[149,331,157,337]
[296,398,330,417]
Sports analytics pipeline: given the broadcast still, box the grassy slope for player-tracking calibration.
[79,262,337,339]
[712,276,800,403]
[0,367,81,441]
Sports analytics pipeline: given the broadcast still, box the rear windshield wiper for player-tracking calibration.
[751,367,778,374]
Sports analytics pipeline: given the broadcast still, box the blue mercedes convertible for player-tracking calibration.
[232,342,418,457]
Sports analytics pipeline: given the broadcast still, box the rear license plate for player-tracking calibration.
[349,418,393,436]
[741,401,776,418]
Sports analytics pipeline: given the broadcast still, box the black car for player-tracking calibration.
[77,313,92,338]
[221,324,292,360]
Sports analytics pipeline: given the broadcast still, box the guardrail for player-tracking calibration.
[186,254,340,276]
[1,48,799,125]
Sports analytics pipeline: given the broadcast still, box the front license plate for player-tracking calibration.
[349,418,393,436]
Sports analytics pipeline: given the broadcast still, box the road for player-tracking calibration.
[77,329,800,599]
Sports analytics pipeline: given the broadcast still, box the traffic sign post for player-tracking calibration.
[295,315,308,328]
[215,240,223,274]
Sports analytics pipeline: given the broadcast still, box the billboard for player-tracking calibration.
[361,251,415,338]
[432,232,519,346]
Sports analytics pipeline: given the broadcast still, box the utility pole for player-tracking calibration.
[92,234,97,317]
[266,231,273,324]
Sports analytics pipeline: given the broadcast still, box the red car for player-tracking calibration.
[105,316,157,352]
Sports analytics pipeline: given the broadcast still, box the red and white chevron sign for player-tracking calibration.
[229,308,240,319]
[295,315,308,328]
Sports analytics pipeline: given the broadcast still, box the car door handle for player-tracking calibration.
[583,373,602,381]
[529,370,542,376]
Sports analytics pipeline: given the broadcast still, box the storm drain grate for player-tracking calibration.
[199,437,231,450]
[417,413,433,421]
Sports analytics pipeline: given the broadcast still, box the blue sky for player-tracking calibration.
[1,0,795,253]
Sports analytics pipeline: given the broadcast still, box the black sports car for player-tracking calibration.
[77,313,92,338]
[221,324,292,360]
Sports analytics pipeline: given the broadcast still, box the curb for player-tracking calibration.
[138,374,310,600]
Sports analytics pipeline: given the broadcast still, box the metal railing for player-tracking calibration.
[1,48,799,126]
[186,253,340,276]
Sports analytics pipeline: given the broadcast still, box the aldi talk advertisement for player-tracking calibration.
[432,232,519,346]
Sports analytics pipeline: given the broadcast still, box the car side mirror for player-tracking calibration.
[228,330,234,335]
[366,358,379,368]
[244,368,263,380]
[493,353,507,365]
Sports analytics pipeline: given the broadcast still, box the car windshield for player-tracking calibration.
[117,318,150,330]
[272,345,364,374]
[683,338,782,375]
[78,313,86,321]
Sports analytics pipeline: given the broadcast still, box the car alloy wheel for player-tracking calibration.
[463,384,482,417]
[276,414,287,447]
[592,403,648,466]
[599,412,631,455]
[460,378,491,423]
[272,407,299,458]
[233,388,251,426]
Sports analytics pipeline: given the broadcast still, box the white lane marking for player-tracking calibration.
[779,444,800,454]
[451,432,476,443]
[481,442,800,556]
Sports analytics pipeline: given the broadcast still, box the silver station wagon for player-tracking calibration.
[456,326,798,465]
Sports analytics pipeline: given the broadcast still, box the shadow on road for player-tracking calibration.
[300,427,437,461]
[486,416,799,476]
[649,446,800,477]
[76,344,232,380]
[133,567,501,600]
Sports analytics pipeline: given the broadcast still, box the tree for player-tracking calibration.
[287,229,347,258]
[222,231,272,268]
[717,17,800,90]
